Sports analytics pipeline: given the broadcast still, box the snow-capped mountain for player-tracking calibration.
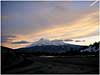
[80,42,99,52]
[28,38,66,47]
[17,38,86,53]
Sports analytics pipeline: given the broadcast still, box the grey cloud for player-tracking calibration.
[64,39,73,41]
[1,35,16,43]
[12,41,30,44]
[75,40,85,42]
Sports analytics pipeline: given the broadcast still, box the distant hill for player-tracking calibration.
[1,46,15,54]
[1,46,19,67]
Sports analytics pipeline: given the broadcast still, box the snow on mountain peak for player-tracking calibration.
[28,38,66,47]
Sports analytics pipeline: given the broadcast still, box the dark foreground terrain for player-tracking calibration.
[2,54,99,74]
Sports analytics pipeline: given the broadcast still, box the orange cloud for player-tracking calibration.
[27,11,99,40]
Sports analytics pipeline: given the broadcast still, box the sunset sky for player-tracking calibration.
[1,1,99,49]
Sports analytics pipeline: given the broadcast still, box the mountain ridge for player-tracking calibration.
[28,38,67,47]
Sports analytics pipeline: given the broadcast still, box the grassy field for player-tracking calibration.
[2,55,99,74]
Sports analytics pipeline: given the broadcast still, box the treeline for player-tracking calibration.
[16,50,99,56]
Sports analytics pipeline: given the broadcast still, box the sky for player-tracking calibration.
[1,1,99,49]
